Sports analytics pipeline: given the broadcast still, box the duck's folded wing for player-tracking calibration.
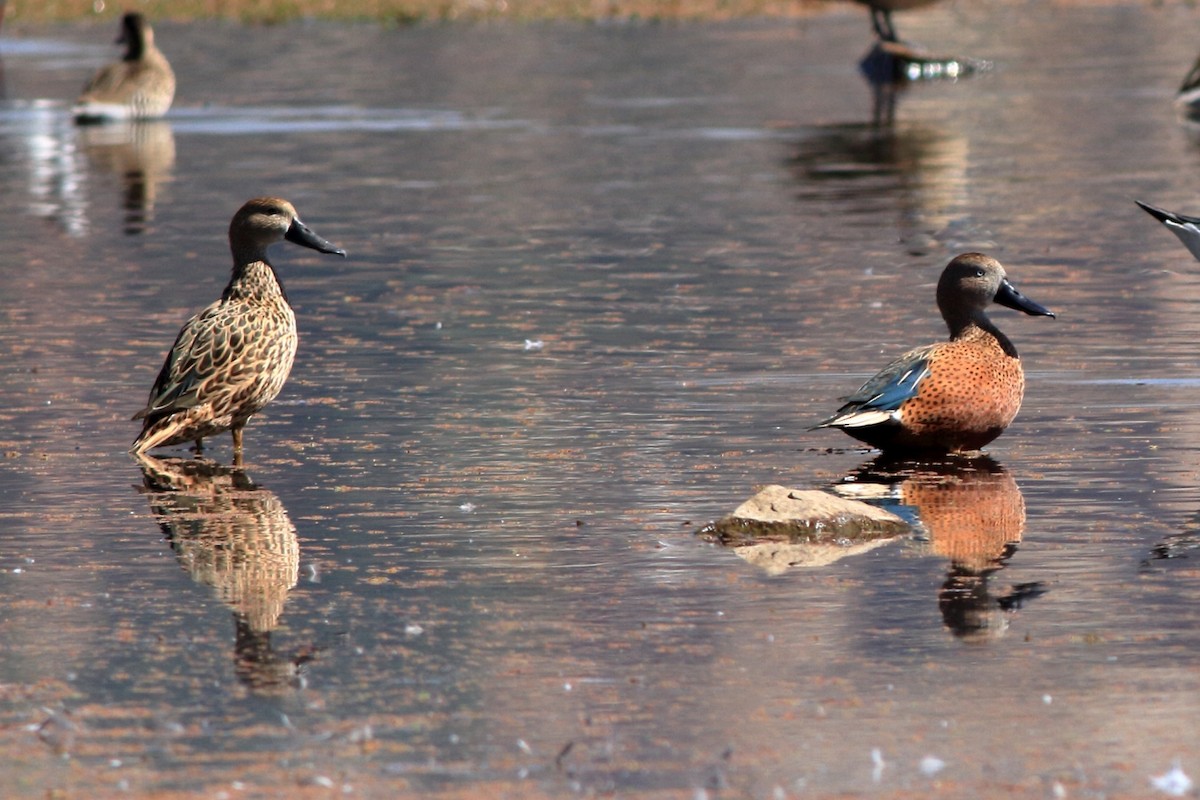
[815,345,935,428]
[132,305,232,421]
[79,62,130,100]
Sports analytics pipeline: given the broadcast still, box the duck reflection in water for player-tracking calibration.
[836,454,1046,640]
[78,120,175,235]
[1143,511,1200,568]
[787,118,968,254]
[134,454,316,693]
[787,16,985,248]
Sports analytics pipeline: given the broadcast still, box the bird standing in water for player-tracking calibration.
[74,12,175,122]
[814,253,1055,454]
[131,198,346,460]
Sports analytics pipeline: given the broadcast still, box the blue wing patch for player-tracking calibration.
[815,347,934,429]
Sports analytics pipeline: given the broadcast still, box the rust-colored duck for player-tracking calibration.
[814,253,1055,454]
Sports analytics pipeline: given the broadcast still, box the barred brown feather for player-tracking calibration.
[131,197,345,457]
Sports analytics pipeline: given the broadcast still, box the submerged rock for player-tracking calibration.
[699,486,909,575]
[700,485,909,546]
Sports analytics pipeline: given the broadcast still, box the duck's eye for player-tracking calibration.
[975,269,985,277]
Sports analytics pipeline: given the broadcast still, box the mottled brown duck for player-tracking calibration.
[131,197,346,458]
[74,13,175,123]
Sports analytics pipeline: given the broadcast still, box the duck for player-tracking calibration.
[131,197,346,459]
[1136,200,1200,262]
[813,253,1055,454]
[74,13,175,123]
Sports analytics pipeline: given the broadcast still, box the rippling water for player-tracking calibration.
[3,5,1200,797]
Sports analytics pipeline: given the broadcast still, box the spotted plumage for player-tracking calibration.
[74,13,175,122]
[814,253,1055,454]
[131,197,346,458]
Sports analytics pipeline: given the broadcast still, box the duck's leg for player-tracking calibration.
[192,437,204,454]
[231,431,246,470]
[871,8,898,41]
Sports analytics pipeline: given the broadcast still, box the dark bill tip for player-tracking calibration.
[995,278,1055,319]
[286,218,347,257]
[1135,200,1174,224]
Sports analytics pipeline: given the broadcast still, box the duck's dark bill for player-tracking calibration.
[286,218,346,256]
[995,278,1054,318]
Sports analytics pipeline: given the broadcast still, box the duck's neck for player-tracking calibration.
[224,259,289,304]
[125,32,145,62]
[946,312,1019,359]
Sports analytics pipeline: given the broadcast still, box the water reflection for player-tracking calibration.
[134,454,312,694]
[1144,512,1200,566]
[788,7,978,240]
[0,107,173,236]
[78,120,174,235]
[714,510,903,575]
[6,103,89,236]
[847,0,984,124]
[858,41,983,103]
[836,455,1045,641]
[787,118,968,252]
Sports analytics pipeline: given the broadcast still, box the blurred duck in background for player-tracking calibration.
[74,13,175,123]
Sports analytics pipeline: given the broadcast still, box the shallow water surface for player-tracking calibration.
[2,5,1200,798]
